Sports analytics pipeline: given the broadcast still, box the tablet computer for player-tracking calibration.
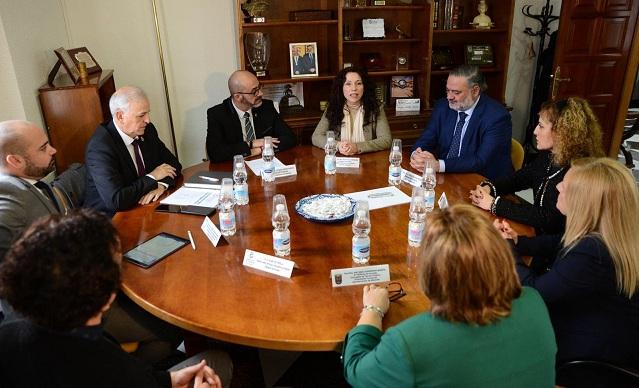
[156,204,216,216]
[123,232,189,268]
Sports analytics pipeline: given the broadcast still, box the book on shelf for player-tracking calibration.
[433,0,440,29]
[451,4,463,29]
[183,171,233,189]
[443,0,454,30]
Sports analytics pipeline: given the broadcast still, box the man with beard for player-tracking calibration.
[84,86,181,217]
[206,70,296,162]
[410,65,512,180]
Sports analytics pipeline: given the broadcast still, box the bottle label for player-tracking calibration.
[234,184,249,203]
[263,162,274,175]
[219,211,235,230]
[273,230,290,251]
[352,239,370,259]
[424,190,435,209]
[408,221,425,243]
[324,156,336,171]
[389,166,401,179]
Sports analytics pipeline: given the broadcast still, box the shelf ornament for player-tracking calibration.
[471,0,495,29]
[241,0,269,23]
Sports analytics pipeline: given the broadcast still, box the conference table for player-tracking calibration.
[114,145,531,352]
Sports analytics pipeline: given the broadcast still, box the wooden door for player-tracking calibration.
[551,0,639,155]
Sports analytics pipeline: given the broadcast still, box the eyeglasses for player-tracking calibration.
[235,83,263,97]
[388,282,406,302]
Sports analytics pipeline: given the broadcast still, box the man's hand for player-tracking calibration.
[170,359,222,388]
[252,137,280,149]
[410,148,436,172]
[149,163,177,181]
[138,185,166,205]
[469,185,494,211]
[338,141,358,156]
[493,219,518,244]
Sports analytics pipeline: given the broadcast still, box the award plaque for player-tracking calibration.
[432,46,454,69]
[465,44,494,66]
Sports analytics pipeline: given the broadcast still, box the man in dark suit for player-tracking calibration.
[410,65,512,180]
[206,70,297,162]
[84,86,181,217]
[303,44,316,74]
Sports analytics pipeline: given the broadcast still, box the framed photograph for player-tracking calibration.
[289,42,318,78]
[390,76,414,98]
[54,47,80,84]
[432,46,454,69]
[67,47,102,74]
[465,44,494,66]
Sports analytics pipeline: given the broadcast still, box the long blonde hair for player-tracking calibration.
[562,158,639,297]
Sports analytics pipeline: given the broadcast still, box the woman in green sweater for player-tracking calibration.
[343,204,557,387]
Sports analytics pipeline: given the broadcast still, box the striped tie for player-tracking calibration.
[244,112,256,142]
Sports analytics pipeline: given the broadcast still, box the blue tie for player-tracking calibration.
[447,111,467,159]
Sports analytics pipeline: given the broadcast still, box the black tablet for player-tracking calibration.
[156,204,216,216]
[124,232,189,268]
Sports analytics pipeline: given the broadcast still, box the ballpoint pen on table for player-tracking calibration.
[368,192,393,198]
[187,230,196,250]
[200,176,219,182]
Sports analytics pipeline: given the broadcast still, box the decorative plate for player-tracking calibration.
[295,194,356,223]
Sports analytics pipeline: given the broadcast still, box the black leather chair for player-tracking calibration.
[557,360,639,388]
[621,117,639,168]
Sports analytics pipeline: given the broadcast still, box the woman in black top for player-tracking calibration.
[469,97,603,235]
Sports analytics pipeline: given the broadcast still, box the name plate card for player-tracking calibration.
[438,192,449,209]
[201,216,222,246]
[330,264,390,287]
[395,98,421,112]
[401,168,422,187]
[274,164,297,179]
[336,157,360,168]
[243,249,295,278]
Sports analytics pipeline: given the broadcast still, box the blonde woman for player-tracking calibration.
[471,97,603,235]
[343,205,556,387]
[496,158,639,385]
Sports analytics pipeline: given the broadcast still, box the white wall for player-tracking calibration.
[505,0,562,142]
[0,0,69,126]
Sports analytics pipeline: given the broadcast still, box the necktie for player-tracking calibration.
[447,111,468,159]
[34,181,60,212]
[244,112,256,142]
[132,139,146,177]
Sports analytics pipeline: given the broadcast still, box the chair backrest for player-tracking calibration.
[511,138,524,171]
[557,360,639,388]
[51,163,86,210]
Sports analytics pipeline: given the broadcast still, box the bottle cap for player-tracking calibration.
[328,137,334,142]
[235,162,244,168]
[393,146,399,151]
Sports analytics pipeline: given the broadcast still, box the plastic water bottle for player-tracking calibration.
[422,160,437,212]
[232,154,249,205]
[324,130,337,175]
[218,178,236,236]
[352,200,371,264]
[272,194,291,257]
[262,136,275,182]
[408,186,427,247]
[388,138,402,186]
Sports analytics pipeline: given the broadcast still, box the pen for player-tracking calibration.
[368,192,393,198]
[200,176,219,182]
[187,230,196,250]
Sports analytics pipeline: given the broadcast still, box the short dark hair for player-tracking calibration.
[0,209,121,331]
[449,65,487,92]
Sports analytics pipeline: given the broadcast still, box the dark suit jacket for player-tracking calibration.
[84,120,181,216]
[412,95,512,180]
[206,98,297,162]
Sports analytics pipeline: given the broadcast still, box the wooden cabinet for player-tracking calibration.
[38,70,115,173]
[235,0,513,145]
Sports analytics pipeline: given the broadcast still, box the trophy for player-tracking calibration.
[244,32,270,78]
[241,0,269,23]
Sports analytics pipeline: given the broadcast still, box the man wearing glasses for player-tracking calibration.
[206,70,297,162]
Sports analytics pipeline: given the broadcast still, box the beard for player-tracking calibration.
[448,94,476,112]
[24,155,55,178]
[242,94,263,108]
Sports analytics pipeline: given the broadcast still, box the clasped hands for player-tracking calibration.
[338,141,358,156]
[409,147,439,173]
[249,137,280,157]
[170,358,222,388]
[468,185,494,210]
[139,163,177,205]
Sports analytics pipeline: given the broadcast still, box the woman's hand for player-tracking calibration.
[363,284,389,314]
[493,219,518,244]
[469,185,494,211]
[338,141,358,155]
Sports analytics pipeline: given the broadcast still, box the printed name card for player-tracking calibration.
[201,216,222,246]
[274,164,297,179]
[395,98,421,112]
[401,168,422,187]
[336,157,360,168]
[438,192,449,209]
[243,249,295,278]
[330,264,390,288]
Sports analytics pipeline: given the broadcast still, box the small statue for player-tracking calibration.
[471,0,494,29]
[241,0,270,23]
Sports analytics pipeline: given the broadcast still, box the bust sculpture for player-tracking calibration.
[472,0,494,29]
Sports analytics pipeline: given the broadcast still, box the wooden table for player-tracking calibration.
[114,146,530,351]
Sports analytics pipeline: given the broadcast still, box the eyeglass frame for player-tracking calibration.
[234,83,263,97]
[387,282,406,302]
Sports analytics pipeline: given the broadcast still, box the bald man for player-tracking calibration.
[206,70,297,162]
[0,120,59,261]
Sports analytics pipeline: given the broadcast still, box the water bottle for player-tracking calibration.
[218,178,236,236]
[352,200,371,264]
[388,138,402,186]
[324,130,337,175]
[408,186,427,247]
[422,160,437,212]
[232,154,249,205]
[262,136,275,182]
[272,194,291,257]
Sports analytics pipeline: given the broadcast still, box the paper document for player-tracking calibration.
[345,186,411,210]
[245,157,286,176]
[161,187,219,207]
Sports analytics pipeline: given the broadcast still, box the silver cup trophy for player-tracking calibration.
[244,32,270,78]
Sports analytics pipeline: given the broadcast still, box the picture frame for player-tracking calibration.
[289,42,318,78]
[390,76,414,98]
[465,44,494,66]
[54,47,80,84]
[432,46,454,70]
[67,47,102,74]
